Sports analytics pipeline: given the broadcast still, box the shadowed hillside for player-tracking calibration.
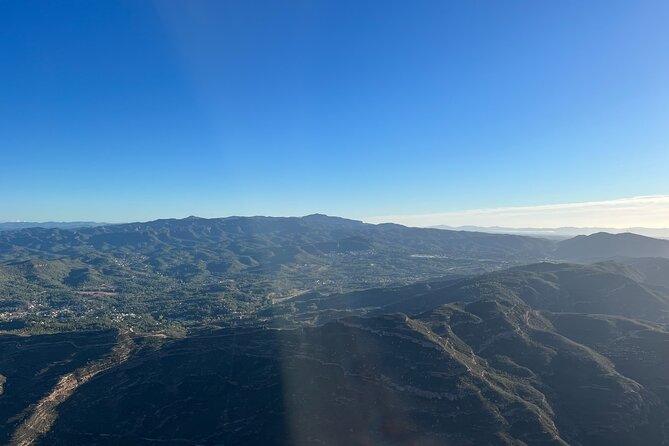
[0,260,668,444]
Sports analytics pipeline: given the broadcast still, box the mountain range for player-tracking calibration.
[0,222,103,231]
[2,215,669,444]
[433,224,669,240]
[555,232,669,261]
[0,215,667,331]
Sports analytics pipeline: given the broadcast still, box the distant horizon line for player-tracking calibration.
[365,195,669,229]
[2,194,669,230]
[2,212,669,231]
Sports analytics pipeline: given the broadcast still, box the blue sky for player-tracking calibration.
[1,0,668,224]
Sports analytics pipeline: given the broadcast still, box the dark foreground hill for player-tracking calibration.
[3,260,669,445]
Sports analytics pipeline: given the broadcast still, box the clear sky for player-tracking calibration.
[1,0,668,225]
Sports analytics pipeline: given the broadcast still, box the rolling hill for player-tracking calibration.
[3,216,669,443]
[0,222,103,232]
[0,215,555,331]
[3,260,667,445]
[556,232,669,261]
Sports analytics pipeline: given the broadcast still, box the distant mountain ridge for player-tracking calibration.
[433,224,669,239]
[556,232,669,261]
[0,221,104,231]
[3,216,669,269]
[0,214,555,328]
[0,214,554,271]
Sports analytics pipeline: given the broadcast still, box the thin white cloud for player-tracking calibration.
[364,195,669,228]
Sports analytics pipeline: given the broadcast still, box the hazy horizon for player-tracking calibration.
[3,194,669,236]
